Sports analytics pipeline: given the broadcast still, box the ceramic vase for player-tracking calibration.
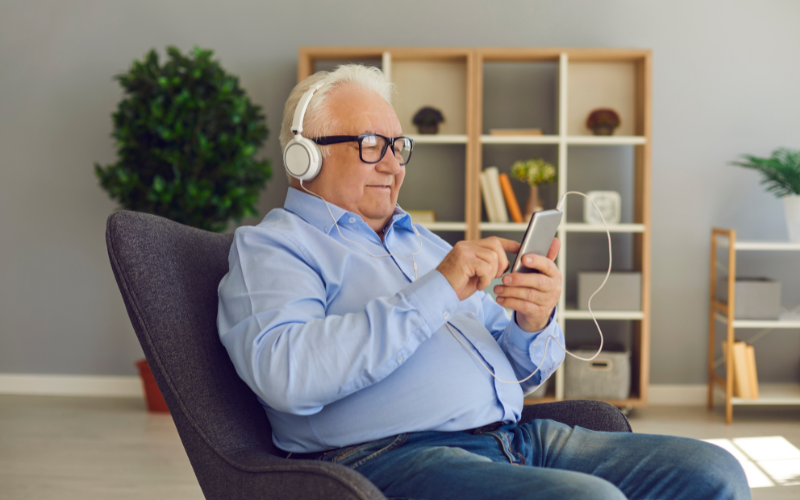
[784,195,800,242]
[524,184,543,221]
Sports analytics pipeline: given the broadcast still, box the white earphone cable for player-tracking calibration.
[444,191,613,385]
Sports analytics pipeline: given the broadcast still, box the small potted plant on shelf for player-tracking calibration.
[95,46,272,412]
[412,106,445,134]
[586,108,621,136]
[731,148,800,242]
[511,157,557,221]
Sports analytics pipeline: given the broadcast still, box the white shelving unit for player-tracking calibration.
[708,228,800,424]
[474,49,652,408]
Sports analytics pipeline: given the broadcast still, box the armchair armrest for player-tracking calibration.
[521,400,632,433]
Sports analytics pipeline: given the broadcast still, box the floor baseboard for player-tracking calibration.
[0,374,141,398]
[0,374,710,405]
[648,384,708,405]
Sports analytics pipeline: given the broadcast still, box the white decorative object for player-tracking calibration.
[583,191,621,225]
[785,195,800,242]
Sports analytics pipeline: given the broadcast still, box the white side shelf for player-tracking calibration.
[729,384,800,406]
[716,238,800,251]
[714,312,800,329]
[480,222,645,233]
[408,134,468,144]
[417,221,467,231]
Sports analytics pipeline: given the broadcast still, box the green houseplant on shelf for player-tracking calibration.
[95,46,272,411]
[511,157,557,221]
[731,148,800,242]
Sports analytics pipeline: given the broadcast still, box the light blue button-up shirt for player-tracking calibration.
[217,188,565,453]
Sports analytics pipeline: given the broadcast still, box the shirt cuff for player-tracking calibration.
[402,270,460,334]
[506,305,558,353]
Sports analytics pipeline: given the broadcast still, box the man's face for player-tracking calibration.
[301,85,405,232]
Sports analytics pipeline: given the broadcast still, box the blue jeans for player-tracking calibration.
[318,419,750,500]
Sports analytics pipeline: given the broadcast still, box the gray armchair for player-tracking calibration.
[105,210,631,500]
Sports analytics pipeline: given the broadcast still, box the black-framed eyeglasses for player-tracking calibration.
[312,134,414,166]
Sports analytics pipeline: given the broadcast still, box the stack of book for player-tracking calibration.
[480,167,524,223]
[722,340,760,399]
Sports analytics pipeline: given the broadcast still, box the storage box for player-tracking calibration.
[578,272,641,311]
[564,347,630,400]
[716,277,781,320]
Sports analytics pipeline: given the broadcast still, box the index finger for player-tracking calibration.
[494,237,521,254]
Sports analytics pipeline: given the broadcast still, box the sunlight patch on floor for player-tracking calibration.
[704,436,800,488]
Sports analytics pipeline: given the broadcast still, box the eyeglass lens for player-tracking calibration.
[360,135,412,165]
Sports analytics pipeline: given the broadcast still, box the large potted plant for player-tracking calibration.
[732,148,800,242]
[95,46,272,411]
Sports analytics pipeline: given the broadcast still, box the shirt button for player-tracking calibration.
[349,217,355,223]
[397,354,403,364]
[443,311,450,319]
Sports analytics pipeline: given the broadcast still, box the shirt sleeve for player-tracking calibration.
[479,293,565,394]
[217,226,460,416]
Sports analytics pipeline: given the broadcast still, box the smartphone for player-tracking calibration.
[509,209,563,274]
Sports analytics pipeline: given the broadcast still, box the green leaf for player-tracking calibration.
[153,175,165,192]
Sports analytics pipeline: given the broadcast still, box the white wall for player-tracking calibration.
[1,0,799,384]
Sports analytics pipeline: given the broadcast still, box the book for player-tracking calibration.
[479,171,499,222]
[405,210,436,223]
[498,173,523,223]
[723,340,754,399]
[484,167,508,223]
[489,128,544,136]
[732,341,751,399]
[746,344,759,399]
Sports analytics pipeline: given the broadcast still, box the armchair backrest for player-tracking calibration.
[105,211,280,463]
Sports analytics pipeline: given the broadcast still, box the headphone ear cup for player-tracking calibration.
[284,137,322,181]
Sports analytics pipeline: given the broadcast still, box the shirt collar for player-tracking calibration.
[283,187,415,235]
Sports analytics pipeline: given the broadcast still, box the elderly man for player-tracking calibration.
[217,65,749,500]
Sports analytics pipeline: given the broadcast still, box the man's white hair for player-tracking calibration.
[280,64,396,177]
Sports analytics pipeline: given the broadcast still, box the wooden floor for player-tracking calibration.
[1,395,800,499]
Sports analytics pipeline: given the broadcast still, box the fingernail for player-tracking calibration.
[503,276,511,284]
[525,256,534,264]
[495,286,504,294]
[497,297,504,303]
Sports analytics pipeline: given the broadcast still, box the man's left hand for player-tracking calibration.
[493,238,562,332]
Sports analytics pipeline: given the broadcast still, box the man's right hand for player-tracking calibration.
[436,237,521,301]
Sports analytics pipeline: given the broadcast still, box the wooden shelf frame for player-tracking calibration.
[298,47,652,409]
[708,228,800,424]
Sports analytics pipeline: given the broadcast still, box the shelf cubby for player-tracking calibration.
[567,60,638,137]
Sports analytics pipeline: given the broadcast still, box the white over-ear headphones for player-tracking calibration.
[284,82,324,181]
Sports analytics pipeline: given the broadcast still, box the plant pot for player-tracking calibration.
[416,123,439,135]
[784,195,800,242]
[590,125,616,136]
[135,358,170,413]
[523,184,544,221]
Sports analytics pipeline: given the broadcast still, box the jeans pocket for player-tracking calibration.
[321,433,408,469]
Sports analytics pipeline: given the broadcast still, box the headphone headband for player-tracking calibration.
[291,83,324,136]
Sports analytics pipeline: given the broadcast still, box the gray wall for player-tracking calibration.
[1,0,799,384]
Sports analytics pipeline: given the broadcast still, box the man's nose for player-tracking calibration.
[376,146,403,174]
